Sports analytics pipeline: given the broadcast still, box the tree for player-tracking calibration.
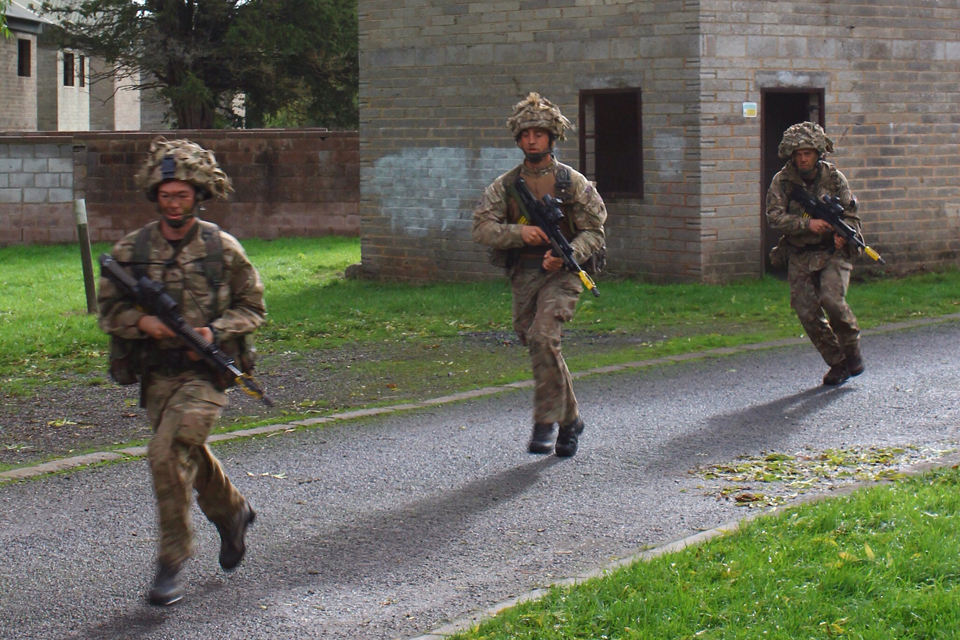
[1,0,11,37]
[40,0,357,129]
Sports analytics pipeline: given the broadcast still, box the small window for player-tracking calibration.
[17,39,31,78]
[78,55,85,87]
[579,89,643,198]
[63,52,75,86]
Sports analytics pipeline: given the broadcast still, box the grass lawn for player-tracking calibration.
[3,236,960,394]
[450,466,960,640]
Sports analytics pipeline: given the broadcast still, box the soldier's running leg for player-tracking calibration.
[788,257,846,384]
[819,257,863,375]
[512,269,582,452]
[145,375,249,604]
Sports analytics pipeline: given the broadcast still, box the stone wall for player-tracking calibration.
[0,129,360,245]
[358,0,701,283]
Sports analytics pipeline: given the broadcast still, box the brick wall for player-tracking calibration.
[0,34,38,132]
[699,0,960,280]
[0,129,360,245]
[358,0,702,283]
[360,0,960,283]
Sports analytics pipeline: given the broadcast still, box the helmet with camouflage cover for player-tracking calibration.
[778,121,835,160]
[137,136,233,202]
[506,92,572,142]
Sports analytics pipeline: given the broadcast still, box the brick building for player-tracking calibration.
[0,1,43,132]
[1,1,166,133]
[358,0,960,283]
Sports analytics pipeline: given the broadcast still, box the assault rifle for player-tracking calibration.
[99,253,274,406]
[789,185,885,265]
[512,176,600,297]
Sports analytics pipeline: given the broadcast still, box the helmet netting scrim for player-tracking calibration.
[137,136,233,202]
[506,92,572,142]
[778,121,835,160]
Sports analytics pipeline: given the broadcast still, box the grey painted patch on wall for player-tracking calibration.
[366,147,520,238]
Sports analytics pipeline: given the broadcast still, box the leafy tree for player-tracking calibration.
[40,0,357,129]
[1,0,10,37]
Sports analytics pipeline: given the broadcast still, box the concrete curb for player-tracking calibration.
[2,312,958,486]
[408,450,960,639]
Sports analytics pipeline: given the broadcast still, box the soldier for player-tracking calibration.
[766,122,864,386]
[472,93,607,457]
[98,137,266,606]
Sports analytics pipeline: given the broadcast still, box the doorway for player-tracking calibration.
[760,89,824,275]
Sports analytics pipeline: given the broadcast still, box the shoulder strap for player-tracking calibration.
[198,221,224,291]
[131,221,159,280]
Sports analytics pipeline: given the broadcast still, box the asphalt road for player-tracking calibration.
[2,321,959,640]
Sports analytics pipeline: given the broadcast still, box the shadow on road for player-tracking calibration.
[71,455,563,639]
[646,385,856,473]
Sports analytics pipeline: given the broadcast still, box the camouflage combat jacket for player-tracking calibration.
[766,160,862,260]
[98,219,266,352]
[472,158,606,272]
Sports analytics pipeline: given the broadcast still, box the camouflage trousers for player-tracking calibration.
[144,371,246,568]
[788,250,861,367]
[511,266,582,426]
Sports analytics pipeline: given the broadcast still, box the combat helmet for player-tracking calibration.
[506,92,572,142]
[778,121,835,160]
[137,136,233,202]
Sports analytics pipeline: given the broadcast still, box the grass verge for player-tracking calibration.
[450,465,960,640]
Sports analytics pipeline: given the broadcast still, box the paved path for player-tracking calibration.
[1,320,959,640]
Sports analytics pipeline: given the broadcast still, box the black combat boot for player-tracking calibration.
[555,417,585,458]
[822,363,850,386]
[148,562,183,606]
[528,423,556,454]
[844,345,864,376]
[216,502,256,572]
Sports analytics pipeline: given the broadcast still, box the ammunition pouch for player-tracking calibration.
[769,237,789,269]
[108,336,141,386]
[582,246,606,275]
[488,248,521,272]
[211,336,256,391]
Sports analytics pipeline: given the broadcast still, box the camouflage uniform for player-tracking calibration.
[766,122,862,376]
[472,94,606,442]
[98,138,266,577]
[99,222,265,568]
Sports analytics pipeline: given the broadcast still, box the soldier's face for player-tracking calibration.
[519,128,552,157]
[792,148,820,174]
[156,180,197,228]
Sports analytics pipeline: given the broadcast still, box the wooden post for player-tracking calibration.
[75,199,98,314]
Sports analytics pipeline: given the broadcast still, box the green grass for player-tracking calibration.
[3,237,960,393]
[451,466,960,640]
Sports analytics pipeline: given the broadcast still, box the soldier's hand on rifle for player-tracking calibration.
[808,219,832,234]
[521,225,550,245]
[835,235,847,249]
[184,326,215,361]
[542,251,564,272]
[137,315,177,340]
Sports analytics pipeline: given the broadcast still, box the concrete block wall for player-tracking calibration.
[358,0,703,283]
[699,0,960,280]
[0,130,359,246]
[0,34,38,132]
[0,138,76,244]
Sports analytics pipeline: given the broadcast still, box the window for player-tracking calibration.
[17,39,31,77]
[579,89,643,198]
[78,55,85,87]
[63,52,75,86]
